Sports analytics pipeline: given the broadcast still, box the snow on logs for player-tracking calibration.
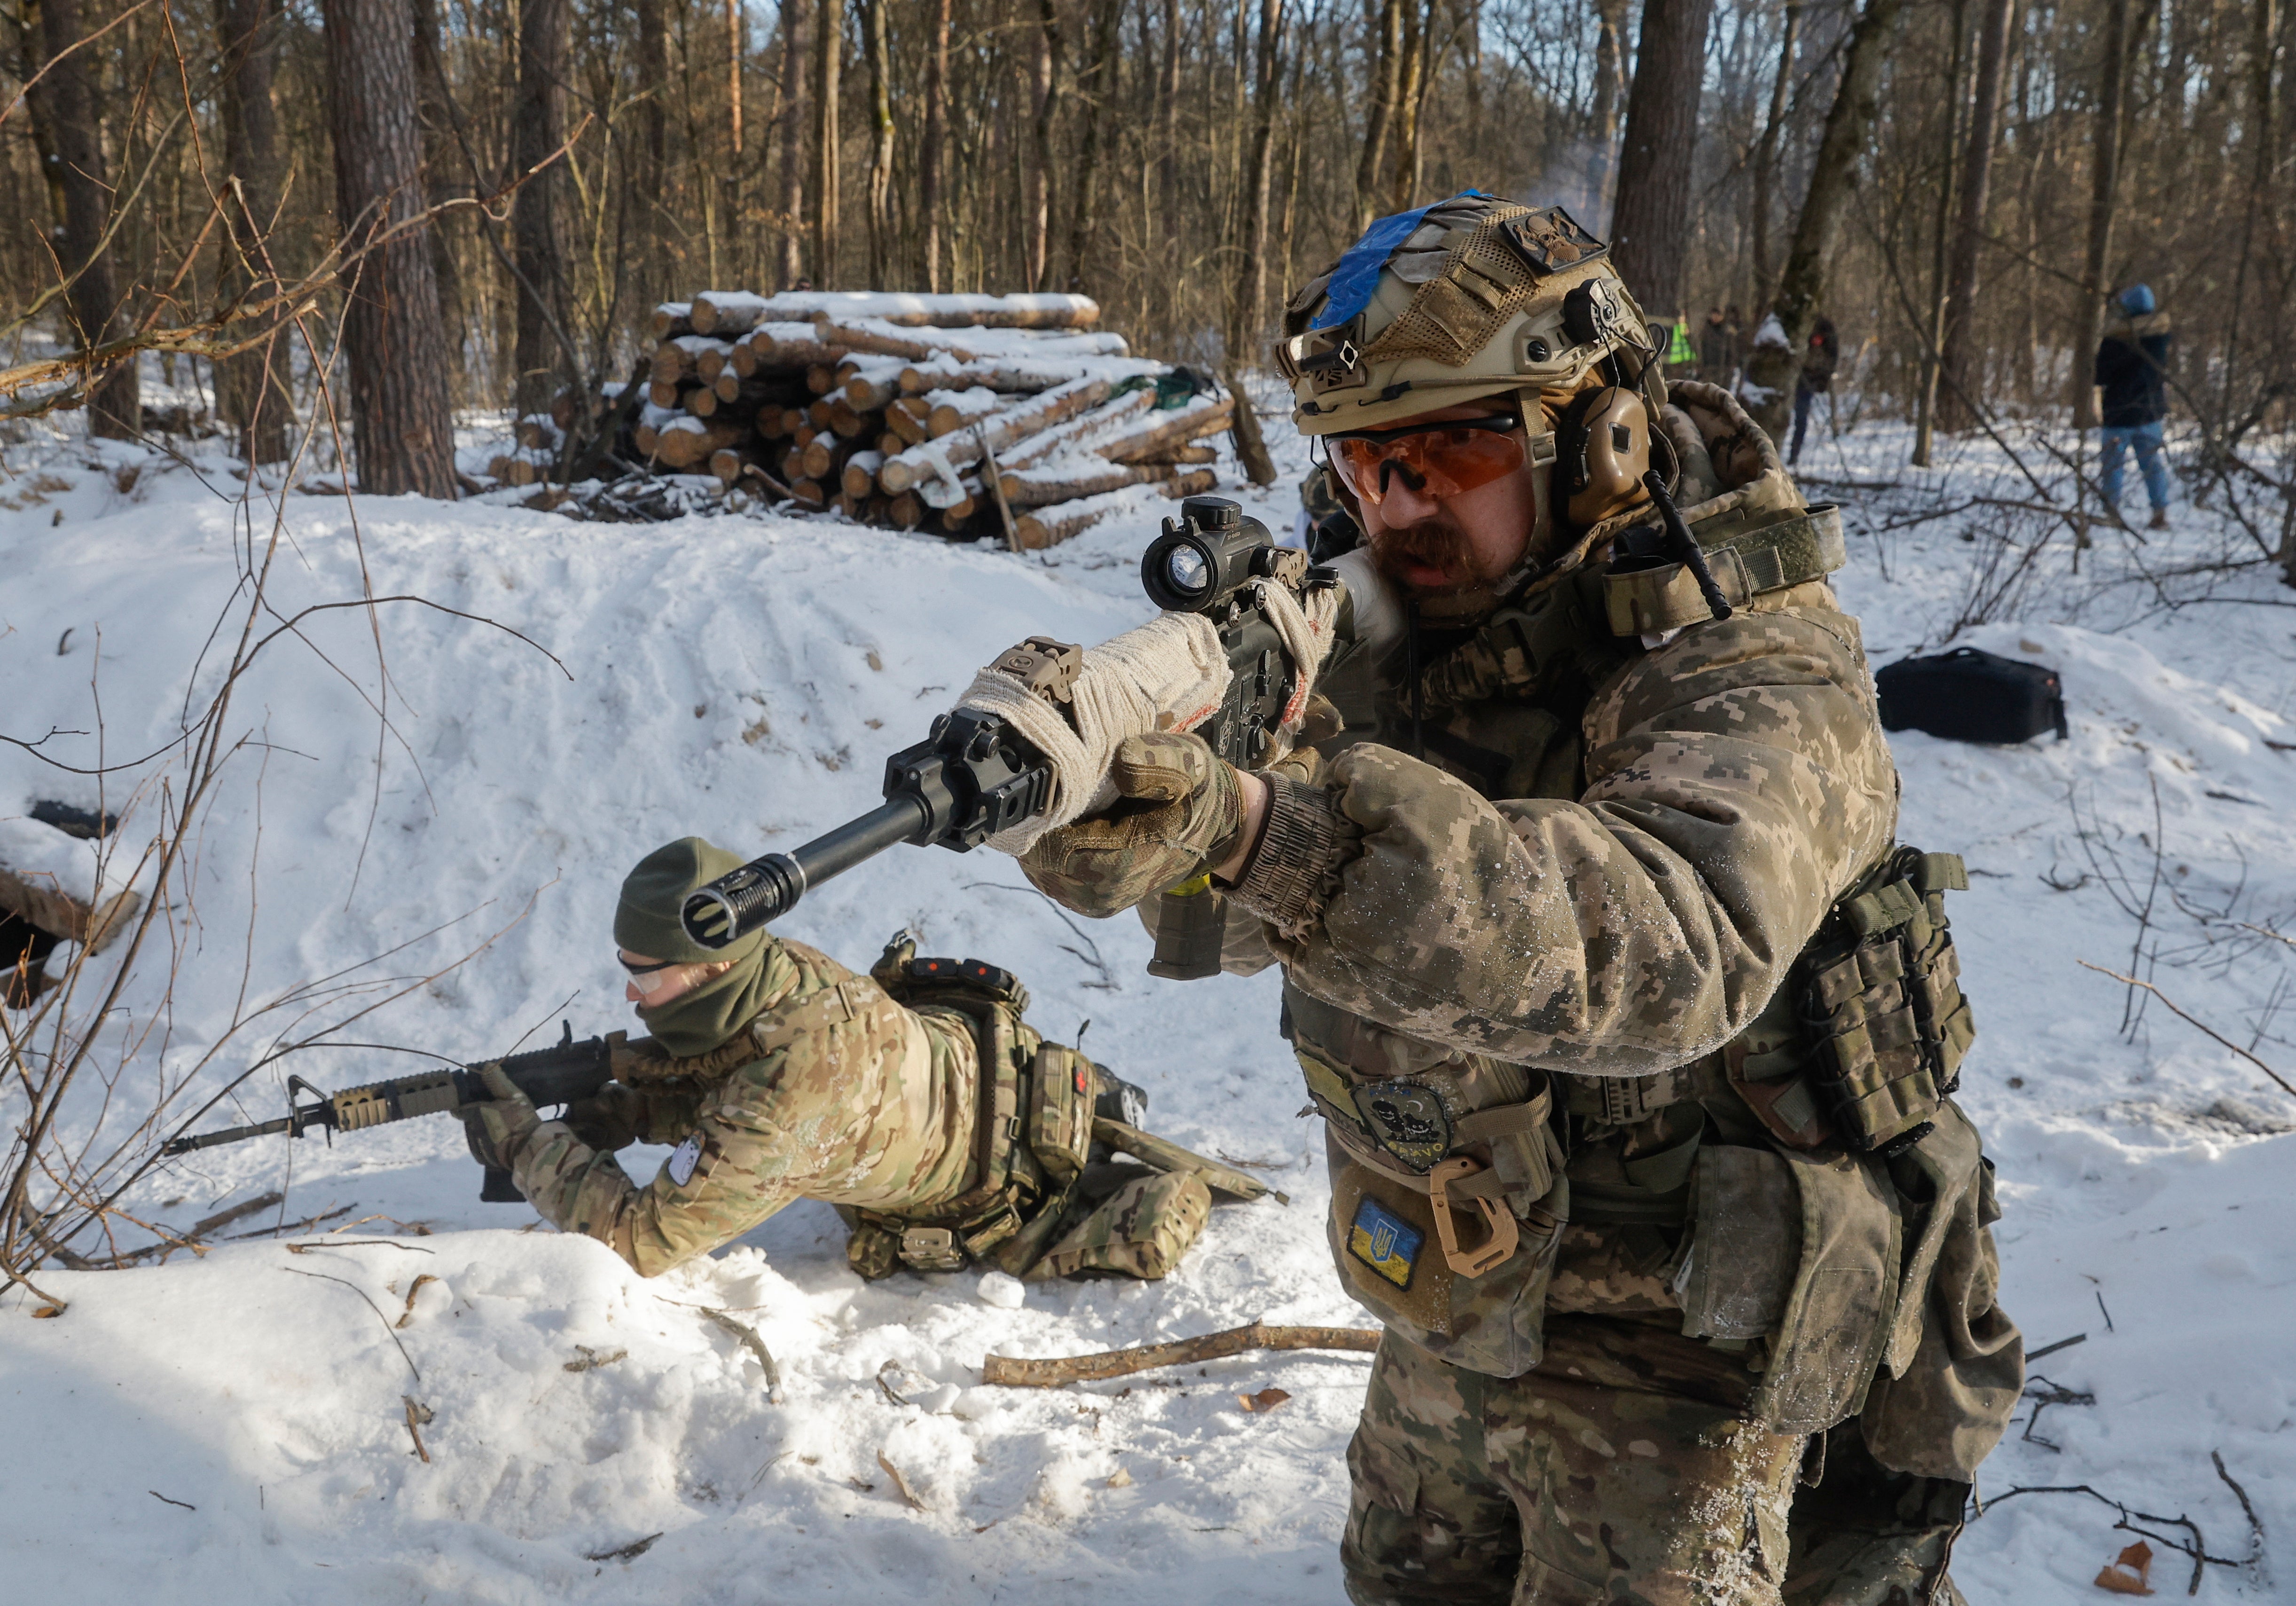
[583,289,1235,543]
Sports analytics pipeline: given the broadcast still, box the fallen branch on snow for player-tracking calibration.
[694,1305,784,1403]
[981,1320,1379,1387]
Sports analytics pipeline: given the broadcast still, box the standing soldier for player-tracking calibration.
[1021,192,2020,1604]
[464,837,1261,1282]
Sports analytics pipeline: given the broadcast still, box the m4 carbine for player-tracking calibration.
[160,1023,643,1202]
[680,495,1332,972]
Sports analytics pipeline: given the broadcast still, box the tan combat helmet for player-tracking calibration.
[1277,191,1660,439]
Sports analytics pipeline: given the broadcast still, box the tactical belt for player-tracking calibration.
[1302,1048,1554,1277]
[862,1194,1029,1274]
[1554,1055,1732,1125]
[1323,1104,1541,1203]
[1604,504,1846,638]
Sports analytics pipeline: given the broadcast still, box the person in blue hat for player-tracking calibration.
[2093,283,2173,529]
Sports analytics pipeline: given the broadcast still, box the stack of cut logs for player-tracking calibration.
[619,290,1234,548]
[486,408,573,487]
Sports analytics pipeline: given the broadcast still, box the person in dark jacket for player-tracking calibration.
[1698,307,1731,384]
[1790,315,1839,464]
[2094,283,2173,529]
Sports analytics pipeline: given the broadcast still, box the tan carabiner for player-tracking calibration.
[1427,1157,1519,1277]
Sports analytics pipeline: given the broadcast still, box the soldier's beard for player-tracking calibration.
[1369,515,1499,596]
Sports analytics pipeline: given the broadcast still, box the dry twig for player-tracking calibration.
[694,1305,784,1402]
[2076,961,2296,1097]
[281,1266,420,1380]
[877,1451,928,1510]
[395,1274,438,1327]
[584,1532,663,1563]
[1979,1483,2244,1596]
[981,1320,1379,1387]
[401,1395,433,1463]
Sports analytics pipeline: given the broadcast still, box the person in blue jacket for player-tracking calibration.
[2094,283,2173,529]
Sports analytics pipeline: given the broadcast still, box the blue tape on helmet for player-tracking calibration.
[1316,189,1492,334]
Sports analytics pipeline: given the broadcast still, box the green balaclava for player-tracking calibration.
[615,837,783,1058]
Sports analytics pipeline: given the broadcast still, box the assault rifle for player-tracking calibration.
[160,1023,642,1203]
[679,495,1336,978]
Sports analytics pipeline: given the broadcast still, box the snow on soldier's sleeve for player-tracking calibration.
[1243,600,1897,1076]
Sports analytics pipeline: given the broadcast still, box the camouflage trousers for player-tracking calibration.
[1342,1318,1967,1606]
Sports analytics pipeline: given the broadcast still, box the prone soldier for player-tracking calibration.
[1021,192,2022,1603]
[464,836,1259,1283]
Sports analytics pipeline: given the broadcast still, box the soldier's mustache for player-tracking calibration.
[1371,518,1483,587]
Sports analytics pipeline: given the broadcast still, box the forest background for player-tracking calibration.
[0,0,2289,503]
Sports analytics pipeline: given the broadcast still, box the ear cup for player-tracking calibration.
[1553,386,1606,503]
[1555,386,1653,529]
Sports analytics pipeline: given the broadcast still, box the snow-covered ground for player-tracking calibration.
[1,395,2290,1601]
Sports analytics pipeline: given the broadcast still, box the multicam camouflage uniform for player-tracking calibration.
[485,839,1235,1283]
[1027,195,2021,1604]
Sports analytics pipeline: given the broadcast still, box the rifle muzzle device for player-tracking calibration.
[680,496,1304,952]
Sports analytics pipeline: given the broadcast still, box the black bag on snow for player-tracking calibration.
[1874,647,2067,745]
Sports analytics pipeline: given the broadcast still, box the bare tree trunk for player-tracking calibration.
[1588,0,1630,227]
[2070,0,2158,426]
[728,0,745,156]
[811,0,841,284]
[638,0,669,204]
[1027,0,1061,292]
[408,0,466,386]
[216,0,290,462]
[1066,0,1121,290]
[2224,0,2275,434]
[863,0,893,284]
[509,0,572,416]
[1750,1,1801,306]
[1462,0,1482,131]
[1277,99,1303,299]
[1912,0,1969,467]
[919,0,950,291]
[1225,0,1284,485]
[1386,0,1427,212]
[1227,0,1285,361]
[1355,0,1403,232]
[1741,0,1906,441]
[776,0,809,286]
[726,0,745,278]
[323,0,457,496]
[1157,0,1181,225]
[28,0,140,437]
[1610,0,1715,319]
[1937,0,2014,433]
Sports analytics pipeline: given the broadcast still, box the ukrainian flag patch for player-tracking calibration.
[1348,1197,1422,1290]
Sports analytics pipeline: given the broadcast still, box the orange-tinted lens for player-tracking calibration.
[1332,426,1525,505]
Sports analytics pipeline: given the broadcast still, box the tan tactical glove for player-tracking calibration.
[1020,731,1249,918]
